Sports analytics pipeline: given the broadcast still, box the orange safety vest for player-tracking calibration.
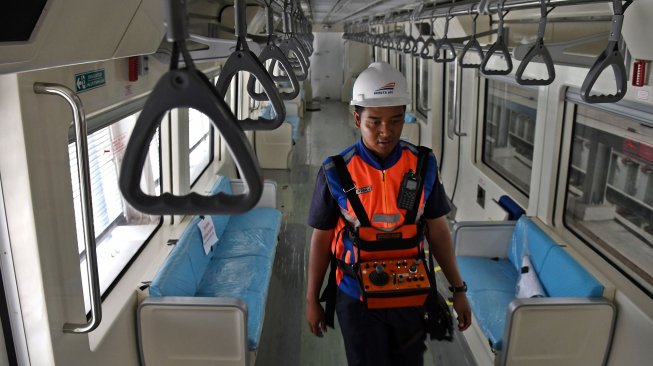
[321,141,434,312]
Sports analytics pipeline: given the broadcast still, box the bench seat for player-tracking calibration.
[139,176,282,366]
[454,216,615,366]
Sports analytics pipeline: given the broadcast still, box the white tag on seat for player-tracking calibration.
[198,217,219,255]
[516,255,546,298]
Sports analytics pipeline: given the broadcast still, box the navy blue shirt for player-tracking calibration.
[308,140,450,230]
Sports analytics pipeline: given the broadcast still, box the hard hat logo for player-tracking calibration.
[373,82,396,95]
[350,62,410,107]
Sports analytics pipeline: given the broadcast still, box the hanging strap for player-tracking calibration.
[580,0,633,103]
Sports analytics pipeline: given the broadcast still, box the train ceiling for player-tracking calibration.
[303,0,418,25]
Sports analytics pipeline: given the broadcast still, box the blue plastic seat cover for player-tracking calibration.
[458,256,517,350]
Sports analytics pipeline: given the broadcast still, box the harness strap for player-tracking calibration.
[331,155,372,227]
[319,254,338,328]
[347,228,421,252]
[320,146,433,324]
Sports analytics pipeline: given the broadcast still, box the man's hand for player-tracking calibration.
[306,298,327,337]
[452,292,472,331]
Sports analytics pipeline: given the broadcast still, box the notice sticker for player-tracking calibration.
[198,217,219,255]
[637,90,650,101]
[75,69,106,93]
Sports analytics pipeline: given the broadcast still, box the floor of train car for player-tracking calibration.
[256,101,475,366]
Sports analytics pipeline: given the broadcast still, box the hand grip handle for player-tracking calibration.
[434,38,457,63]
[480,36,513,76]
[458,38,484,69]
[276,38,309,82]
[515,39,556,85]
[420,38,438,59]
[215,49,287,130]
[580,43,627,103]
[119,69,263,214]
[247,44,301,101]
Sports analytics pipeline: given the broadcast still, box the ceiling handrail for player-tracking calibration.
[119,0,263,215]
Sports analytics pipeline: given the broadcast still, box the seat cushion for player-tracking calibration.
[458,256,518,350]
[208,176,234,239]
[227,207,283,233]
[149,215,210,297]
[508,217,557,273]
[197,255,275,350]
[539,246,603,297]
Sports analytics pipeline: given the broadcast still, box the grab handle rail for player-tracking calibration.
[580,0,632,103]
[458,9,484,68]
[215,0,286,130]
[515,0,556,85]
[33,82,102,334]
[247,4,300,101]
[481,0,513,75]
[273,2,309,82]
[119,0,263,214]
[275,37,309,81]
[419,15,437,59]
[434,12,457,63]
[410,3,426,57]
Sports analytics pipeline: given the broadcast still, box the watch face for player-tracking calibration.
[406,180,417,190]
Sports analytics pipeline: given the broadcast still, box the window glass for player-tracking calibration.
[415,57,430,117]
[69,111,161,312]
[482,79,538,195]
[564,104,653,290]
[188,108,213,185]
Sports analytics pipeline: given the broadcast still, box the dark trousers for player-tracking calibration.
[335,289,426,366]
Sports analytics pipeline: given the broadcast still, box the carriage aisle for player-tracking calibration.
[255,101,470,366]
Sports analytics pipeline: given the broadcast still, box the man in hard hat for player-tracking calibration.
[306,62,471,365]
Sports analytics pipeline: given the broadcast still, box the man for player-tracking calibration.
[306,62,471,366]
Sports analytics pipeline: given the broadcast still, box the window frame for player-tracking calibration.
[554,91,653,298]
[188,108,215,187]
[475,76,539,204]
[69,101,163,311]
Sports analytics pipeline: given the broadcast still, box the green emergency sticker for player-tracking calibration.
[75,69,106,93]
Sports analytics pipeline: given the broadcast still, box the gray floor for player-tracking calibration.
[255,101,474,366]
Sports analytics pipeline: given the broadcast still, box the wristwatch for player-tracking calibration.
[449,281,467,293]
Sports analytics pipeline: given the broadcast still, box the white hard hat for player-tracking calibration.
[350,62,410,107]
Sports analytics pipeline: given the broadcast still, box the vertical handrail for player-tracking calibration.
[448,63,467,139]
[33,82,102,334]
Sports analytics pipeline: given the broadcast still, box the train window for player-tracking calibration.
[563,103,653,291]
[68,111,161,312]
[415,57,429,118]
[188,108,214,185]
[482,79,538,195]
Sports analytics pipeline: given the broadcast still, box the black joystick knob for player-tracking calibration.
[409,265,418,274]
[369,264,389,286]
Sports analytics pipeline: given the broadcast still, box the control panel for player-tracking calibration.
[359,258,431,308]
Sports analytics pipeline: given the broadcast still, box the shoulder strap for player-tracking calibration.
[330,155,371,227]
[404,146,431,224]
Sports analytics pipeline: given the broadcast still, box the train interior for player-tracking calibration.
[0,0,652,365]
